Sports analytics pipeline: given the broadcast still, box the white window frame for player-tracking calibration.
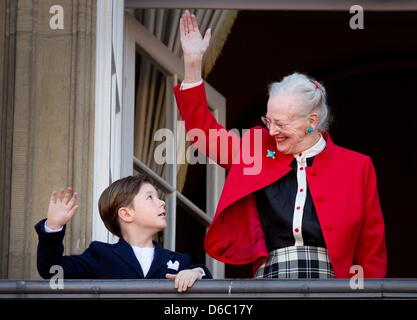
[125,13,226,278]
[94,0,226,277]
[93,0,128,243]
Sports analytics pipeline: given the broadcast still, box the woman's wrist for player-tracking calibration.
[183,53,203,62]
[184,58,203,83]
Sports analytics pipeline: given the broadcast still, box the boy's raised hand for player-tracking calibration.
[46,187,78,229]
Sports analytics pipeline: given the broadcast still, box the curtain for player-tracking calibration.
[133,9,238,191]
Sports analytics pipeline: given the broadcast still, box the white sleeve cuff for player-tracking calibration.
[44,221,63,233]
[195,267,206,279]
[180,79,203,90]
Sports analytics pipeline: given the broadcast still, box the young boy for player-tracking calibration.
[35,174,212,292]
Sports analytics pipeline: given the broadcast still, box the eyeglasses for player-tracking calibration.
[261,116,291,131]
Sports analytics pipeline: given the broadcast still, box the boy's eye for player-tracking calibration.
[147,195,153,200]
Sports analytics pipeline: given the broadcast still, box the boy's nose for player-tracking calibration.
[160,200,166,208]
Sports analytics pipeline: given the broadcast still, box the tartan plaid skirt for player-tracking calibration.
[255,246,336,279]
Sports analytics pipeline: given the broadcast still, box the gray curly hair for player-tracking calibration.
[268,72,331,132]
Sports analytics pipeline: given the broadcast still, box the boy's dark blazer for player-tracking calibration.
[35,219,212,279]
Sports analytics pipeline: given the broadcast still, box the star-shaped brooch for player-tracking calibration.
[266,149,276,159]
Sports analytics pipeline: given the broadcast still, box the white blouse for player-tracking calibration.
[292,134,326,246]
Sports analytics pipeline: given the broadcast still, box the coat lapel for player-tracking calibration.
[113,238,145,278]
[216,127,294,215]
[258,128,294,188]
[146,243,172,278]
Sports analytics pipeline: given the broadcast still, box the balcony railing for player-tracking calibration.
[1,279,417,299]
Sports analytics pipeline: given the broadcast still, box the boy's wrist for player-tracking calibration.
[192,267,206,279]
[45,219,64,231]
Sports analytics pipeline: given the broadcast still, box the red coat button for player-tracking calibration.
[296,206,300,210]
[300,167,304,171]
[299,188,304,192]
[294,228,299,233]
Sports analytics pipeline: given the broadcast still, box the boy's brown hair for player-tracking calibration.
[98,174,155,238]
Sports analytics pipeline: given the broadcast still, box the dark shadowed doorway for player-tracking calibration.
[179,10,417,278]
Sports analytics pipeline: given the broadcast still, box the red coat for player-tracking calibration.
[174,83,387,278]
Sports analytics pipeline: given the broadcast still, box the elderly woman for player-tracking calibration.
[174,11,387,278]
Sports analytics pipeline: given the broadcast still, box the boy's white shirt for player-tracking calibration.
[131,245,154,276]
[44,221,63,232]
[44,221,205,278]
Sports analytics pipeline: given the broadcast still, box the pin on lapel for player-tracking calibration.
[266,149,276,159]
[167,260,180,271]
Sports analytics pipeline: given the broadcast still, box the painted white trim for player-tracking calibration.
[164,75,178,251]
[125,0,417,11]
[93,0,113,242]
[113,0,124,110]
[206,107,226,220]
[124,12,226,277]
[93,0,126,243]
[206,107,226,278]
[111,1,125,183]
[121,10,135,178]
[110,73,122,181]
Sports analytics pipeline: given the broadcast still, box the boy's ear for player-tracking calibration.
[118,207,134,223]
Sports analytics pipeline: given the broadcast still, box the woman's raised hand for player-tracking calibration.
[180,10,211,61]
